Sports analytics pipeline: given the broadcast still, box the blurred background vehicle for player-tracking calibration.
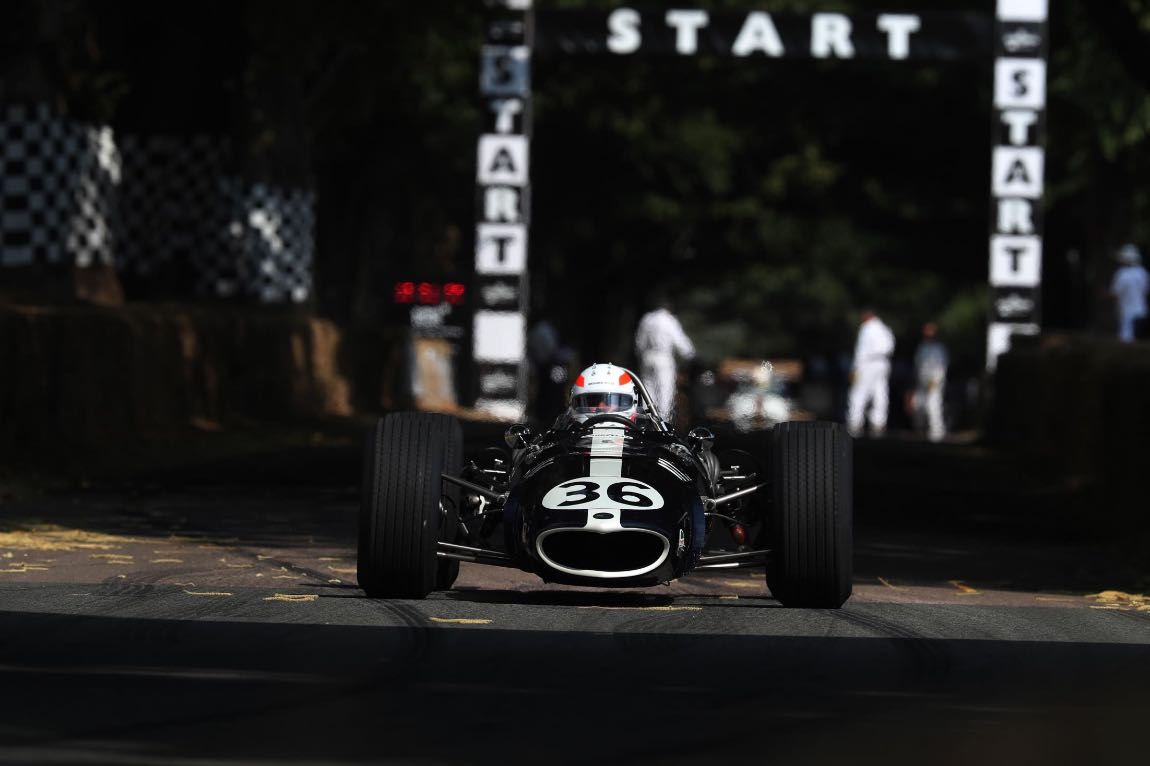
[691,358,812,432]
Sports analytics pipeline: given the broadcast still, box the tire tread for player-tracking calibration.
[357,412,463,598]
[767,421,853,608]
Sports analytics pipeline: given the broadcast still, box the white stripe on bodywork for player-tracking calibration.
[588,425,625,477]
[588,425,624,530]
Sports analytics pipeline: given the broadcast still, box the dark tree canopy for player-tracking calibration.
[5,0,1150,375]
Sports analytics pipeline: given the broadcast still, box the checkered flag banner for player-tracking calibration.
[222,180,315,304]
[1,102,314,304]
[0,103,119,269]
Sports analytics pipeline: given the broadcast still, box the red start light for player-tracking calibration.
[417,282,441,304]
[394,281,465,306]
[394,281,415,304]
[444,282,466,304]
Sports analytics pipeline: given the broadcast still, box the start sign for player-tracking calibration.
[534,8,993,61]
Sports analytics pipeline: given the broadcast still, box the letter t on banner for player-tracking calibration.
[473,1,533,420]
[986,0,1047,370]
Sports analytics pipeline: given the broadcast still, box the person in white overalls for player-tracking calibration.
[1110,244,1149,343]
[847,309,895,438]
[634,298,695,420]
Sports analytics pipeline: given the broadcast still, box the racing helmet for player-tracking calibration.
[567,363,638,423]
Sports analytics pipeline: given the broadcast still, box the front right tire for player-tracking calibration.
[358,412,462,599]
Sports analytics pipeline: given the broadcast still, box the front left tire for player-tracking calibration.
[766,421,853,608]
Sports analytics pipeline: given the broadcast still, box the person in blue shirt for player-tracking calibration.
[912,322,948,442]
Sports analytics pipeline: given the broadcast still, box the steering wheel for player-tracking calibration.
[579,413,639,430]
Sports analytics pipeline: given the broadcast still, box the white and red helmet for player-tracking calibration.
[568,363,638,423]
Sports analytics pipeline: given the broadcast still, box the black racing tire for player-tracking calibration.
[358,412,463,599]
[766,421,853,608]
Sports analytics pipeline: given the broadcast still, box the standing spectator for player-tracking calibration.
[847,309,895,438]
[635,294,695,420]
[912,322,948,443]
[1110,243,1149,342]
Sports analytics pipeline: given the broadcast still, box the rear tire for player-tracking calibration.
[766,421,853,608]
[358,412,463,599]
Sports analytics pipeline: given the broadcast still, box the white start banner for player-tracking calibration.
[473,5,533,418]
[986,0,1047,369]
[533,9,994,60]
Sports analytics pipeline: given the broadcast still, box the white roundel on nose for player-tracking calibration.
[541,478,664,511]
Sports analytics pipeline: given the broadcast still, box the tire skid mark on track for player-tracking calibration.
[611,608,707,661]
[353,597,439,686]
[829,607,954,684]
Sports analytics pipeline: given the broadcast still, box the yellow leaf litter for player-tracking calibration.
[1089,591,1150,611]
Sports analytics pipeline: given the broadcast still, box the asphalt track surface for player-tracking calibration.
[1,424,1148,765]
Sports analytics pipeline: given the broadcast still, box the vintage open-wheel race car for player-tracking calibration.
[357,368,852,608]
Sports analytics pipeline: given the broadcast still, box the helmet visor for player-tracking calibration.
[571,392,635,415]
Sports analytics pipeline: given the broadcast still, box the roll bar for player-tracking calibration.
[618,366,669,432]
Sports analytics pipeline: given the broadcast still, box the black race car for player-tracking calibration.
[357,369,852,608]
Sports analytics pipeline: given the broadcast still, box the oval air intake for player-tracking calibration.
[538,529,667,575]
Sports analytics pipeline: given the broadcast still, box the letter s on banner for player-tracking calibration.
[607,8,641,54]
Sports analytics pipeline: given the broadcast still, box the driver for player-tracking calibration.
[563,363,639,425]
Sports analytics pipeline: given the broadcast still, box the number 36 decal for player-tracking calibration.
[541,478,664,510]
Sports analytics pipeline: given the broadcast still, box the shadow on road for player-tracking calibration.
[0,607,1147,764]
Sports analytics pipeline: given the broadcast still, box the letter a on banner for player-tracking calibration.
[478,135,529,186]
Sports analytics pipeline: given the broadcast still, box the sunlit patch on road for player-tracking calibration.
[1089,591,1150,611]
[877,576,905,590]
[91,553,135,566]
[720,579,764,590]
[0,563,51,573]
[0,525,146,551]
[183,590,233,597]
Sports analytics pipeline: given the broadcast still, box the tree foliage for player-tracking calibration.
[9,0,1150,374]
